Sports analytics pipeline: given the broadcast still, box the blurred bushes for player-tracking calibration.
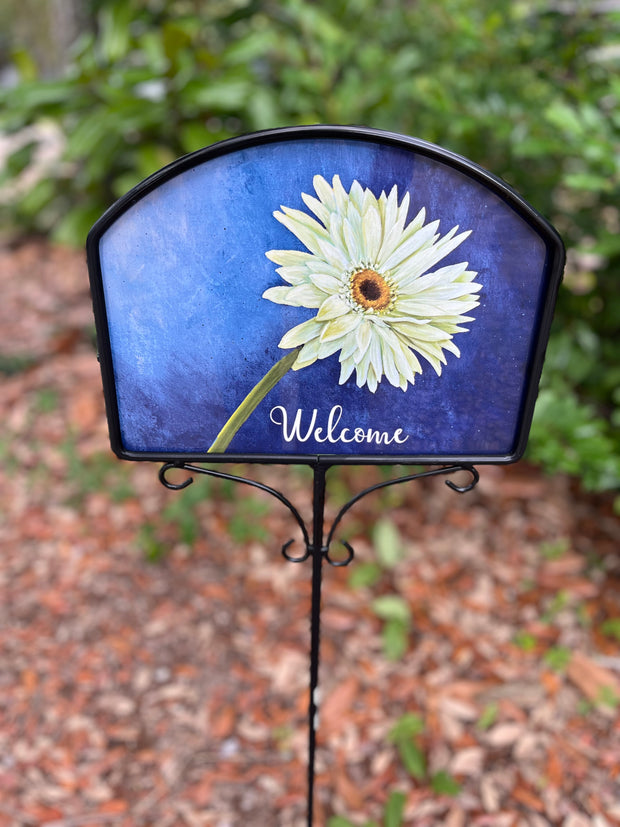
[1,0,619,492]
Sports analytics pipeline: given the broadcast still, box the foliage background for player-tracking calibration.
[1,0,619,494]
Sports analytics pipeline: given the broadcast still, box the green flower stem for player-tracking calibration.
[208,347,302,453]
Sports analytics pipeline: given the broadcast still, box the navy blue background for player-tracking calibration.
[98,137,549,458]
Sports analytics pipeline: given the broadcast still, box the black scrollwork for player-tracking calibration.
[322,464,478,566]
[323,540,354,567]
[159,462,311,559]
[159,462,478,567]
[444,464,479,493]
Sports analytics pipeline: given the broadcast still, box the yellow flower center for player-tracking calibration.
[350,269,393,312]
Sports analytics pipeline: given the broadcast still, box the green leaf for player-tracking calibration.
[16,178,56,218]
[539,538,570,560]
[563,172,614,193]
[247,86,282,131]
[543,646,572,673]
[54,206,104,248]
[388,713,425,742]
[179,123,212,154]
[327,818,356,827]
[372,518,404,568]
[545,101,584,138]
[136,144,176,180]
[600,618,620,642]
[65,115,113,161]
[10,47,38,81]
[513,631,537,652]
[476,702,499,731]
[382,619,409,661]
[224,29,279,65]
[185,79,251,112]
[4,79,74,110]
[348,562,382,589]
[138,523,167,562]
[162,20,194,64]
[384,790,407,827]
[398,739,426,780]
[430,770,461,796]
[4,141,37,177]
[98,2,133,63]
[595,685,619,710]
[371,595,410,624]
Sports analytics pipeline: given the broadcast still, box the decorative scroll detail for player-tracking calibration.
[159,462,478,567]
[322,464,478,565]
[159,462,311,561]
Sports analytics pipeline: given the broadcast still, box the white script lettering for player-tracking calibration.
[269,405,409,447]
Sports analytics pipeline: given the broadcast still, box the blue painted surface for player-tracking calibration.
[98,138,548,457]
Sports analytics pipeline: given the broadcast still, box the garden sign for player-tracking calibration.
[87,125,565,824]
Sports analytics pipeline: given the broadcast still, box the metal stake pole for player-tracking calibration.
[158,461,478,825]
[307,462,328,827]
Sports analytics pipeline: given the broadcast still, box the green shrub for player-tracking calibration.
[2,0,619,489]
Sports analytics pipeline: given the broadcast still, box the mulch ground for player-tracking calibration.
[1,240,619,827]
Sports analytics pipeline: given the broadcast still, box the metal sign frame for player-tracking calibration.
[86,125,564,468]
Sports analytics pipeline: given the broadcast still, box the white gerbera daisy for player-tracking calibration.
[263,174,482,392]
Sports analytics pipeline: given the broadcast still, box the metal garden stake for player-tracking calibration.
[87,125,565,824]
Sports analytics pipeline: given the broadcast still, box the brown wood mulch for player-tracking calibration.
[1,240,619,826]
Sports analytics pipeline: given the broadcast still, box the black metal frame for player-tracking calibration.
[159,459,479,824]
[87,125,565,468]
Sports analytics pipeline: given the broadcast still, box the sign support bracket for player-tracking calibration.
[159,460,479,824]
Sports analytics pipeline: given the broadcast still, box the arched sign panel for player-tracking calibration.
[87,126,564,465]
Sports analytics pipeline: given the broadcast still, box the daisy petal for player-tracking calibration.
[308,272,343,293]
[343,217,362,262]
[266,249,314,266]
[380,220,440,272]
[362,200,382,263]
[317,294,350,320]
[331,175,349,212]
[294,338,321,368]
[262,285,297,304]
[274,264,312,285]
[274,210,329,258]
[355,319,373,359]
[313,174,337,209]
[338,355,356,385]
[319,313,361,342]
[283,283,326,307]
[301,192,331,227]
[279,318,323,349]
